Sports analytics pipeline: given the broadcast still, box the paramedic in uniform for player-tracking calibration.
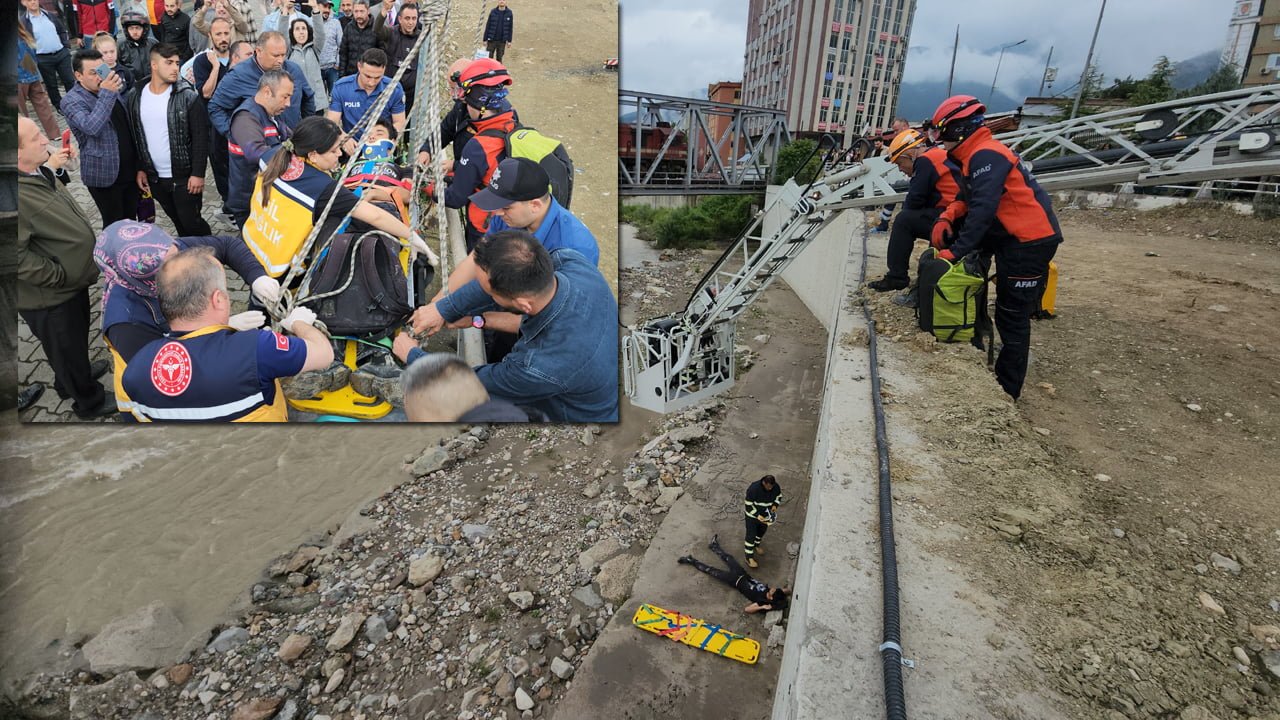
[242,115,428,280]
[94,220,282,420]
[121,247,334,422]
[928,95,1063,400]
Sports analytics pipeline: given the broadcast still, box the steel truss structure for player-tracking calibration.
[619,90,790,195]
[624,84,1280,413]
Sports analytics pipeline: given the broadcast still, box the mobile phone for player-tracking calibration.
[95,63,111,80]
[61,130,72,151]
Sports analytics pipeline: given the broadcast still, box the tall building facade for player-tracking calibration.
[1229,0,1280,86]
[742,0,917,143]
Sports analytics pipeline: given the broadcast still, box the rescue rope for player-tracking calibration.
[475,0,487,53]
[407,3,449,283]
[267,0,452,324]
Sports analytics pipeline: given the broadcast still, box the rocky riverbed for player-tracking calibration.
[6,407,725,720]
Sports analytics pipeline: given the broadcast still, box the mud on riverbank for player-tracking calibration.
[6,406,727,719]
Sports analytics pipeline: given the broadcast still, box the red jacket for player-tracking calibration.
[69,0,116,37]
[945,126,1061,258]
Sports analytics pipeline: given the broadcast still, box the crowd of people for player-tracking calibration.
[17,0,619,424]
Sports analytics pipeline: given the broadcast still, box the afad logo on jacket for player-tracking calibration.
[150,341,193,396]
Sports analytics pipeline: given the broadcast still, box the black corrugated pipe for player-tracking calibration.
[860,221,908,719]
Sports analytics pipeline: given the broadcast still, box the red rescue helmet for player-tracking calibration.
[458,58,513,90]
[930,95,986,142]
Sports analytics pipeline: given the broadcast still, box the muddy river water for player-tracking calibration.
[0,423,450,687]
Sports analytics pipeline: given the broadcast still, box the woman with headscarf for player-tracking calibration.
[94,220,280,418]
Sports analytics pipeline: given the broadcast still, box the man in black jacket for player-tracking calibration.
[743,474,782,568]
[152,0,194,63]
[483,0,512,62]
[678,535,790,615]
[338,0,376,76]
[374,0,417,109]
[127,44,212,236]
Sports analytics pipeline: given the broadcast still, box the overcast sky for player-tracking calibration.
[621,0,1234,102]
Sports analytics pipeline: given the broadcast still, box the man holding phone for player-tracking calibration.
[61,47,141,227]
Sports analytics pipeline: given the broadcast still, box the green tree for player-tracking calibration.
[1129,56,1175,106]
[772,139,822,184]
[1183,62,1242,97]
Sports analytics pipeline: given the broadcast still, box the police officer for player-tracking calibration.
[121,246,334,422]
[928,95,1063,399]
[868,128,964,292]
[743,474,782,568]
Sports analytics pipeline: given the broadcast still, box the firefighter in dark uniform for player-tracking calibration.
[927,94,1063,400]
[743,474,782,568]
[868,128,965,292]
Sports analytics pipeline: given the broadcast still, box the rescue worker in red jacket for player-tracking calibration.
[927,95,1062,400]
[439,58,516,252]
[868,128,964,292]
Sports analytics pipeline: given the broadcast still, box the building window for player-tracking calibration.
[1269,53,1280,70]
[1273,23,1280,39]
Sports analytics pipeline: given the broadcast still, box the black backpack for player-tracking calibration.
[478,123,575,209]
[302,232,432,338]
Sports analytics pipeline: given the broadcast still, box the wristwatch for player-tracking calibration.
[471,315,485,329]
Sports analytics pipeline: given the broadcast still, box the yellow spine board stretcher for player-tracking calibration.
[632,603,760,664]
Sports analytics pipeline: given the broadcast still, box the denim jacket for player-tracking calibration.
[436,249,619,422]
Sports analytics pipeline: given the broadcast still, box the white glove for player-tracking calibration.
[409,231,439,267]
[280,306,317,333]
[228,310,266,331]
[251,276,282,305]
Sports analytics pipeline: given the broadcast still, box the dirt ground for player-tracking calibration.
[863,204,1280,719]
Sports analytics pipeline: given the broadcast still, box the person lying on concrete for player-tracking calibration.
[678,535,791,614]
[392,339,538,422]
[433,156,598,361]
[743,474,783,569]
[867,128,964,293]
[94,220,281,419]
[121,246,334,422]
[408,229,618,422]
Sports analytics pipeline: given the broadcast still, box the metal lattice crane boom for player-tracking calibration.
[624,84,1280,414]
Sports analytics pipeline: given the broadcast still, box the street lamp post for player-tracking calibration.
[1070,0,1108,120]
[990,38,1027,101]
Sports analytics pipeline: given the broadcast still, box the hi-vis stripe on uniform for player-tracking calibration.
[129,392,267,421]
[243,175,320,277]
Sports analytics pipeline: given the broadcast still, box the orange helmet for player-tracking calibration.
[458,58,512,90]
[930,95,986,142]
[887,129,927,163]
